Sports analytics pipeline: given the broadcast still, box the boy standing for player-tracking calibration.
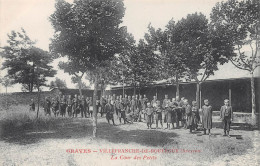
[220,99,233,137]
[146,103,154,129]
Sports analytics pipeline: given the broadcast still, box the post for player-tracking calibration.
[229,81,232,107]
[199,83,202,109]
[37,85,40,118]
[156,86,158,98]
[122,75,125,97]
[92,74,98,138]
[36,66,40,118]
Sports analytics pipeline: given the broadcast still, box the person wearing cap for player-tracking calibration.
[154,100,163,129]
[29,99,35,112]
[80,96,87,118]
[146,103,154,129]
[171,98,178,129]
[126,95,132,113]
[142,94,149,120]
[220,99,233,137]
[162,95,170,124]
[201,99,213,135]
[105,99,115,125]
[130,95,137,113]
[136,95,143,122]
[119,97,127,124]
[60,95,67,117]
[114,96,120,118]
[44,97,51,116]
[175,96,181,128]
[184,99,193,133]
[67,95,73,117]
[100,96,107,117]
[191,101,200,131]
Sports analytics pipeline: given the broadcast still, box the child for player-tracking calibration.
[43,97,51,116]
[146,103,154,129]
[201,99,212,135]
[66,95,73,117]
[29,99,35,111]
[184,99,193,133]
[105,99,115,125]
[155,100,163,129]
[220,99,233,137]
[191,101,200,131]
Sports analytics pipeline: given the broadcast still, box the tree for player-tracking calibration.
[173,13,233,107]
[76,81,91,89]
[1,29,56,92]
[49,77,67,89]
[50,0,128,137]
[58,61,85,98]
[144,22,187,97]
[0,77,14,93]
[211,0,260,124]
[116,38,159,96]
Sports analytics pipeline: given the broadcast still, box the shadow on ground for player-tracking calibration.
[0,117,178,147]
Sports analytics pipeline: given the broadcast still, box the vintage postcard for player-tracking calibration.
[0,0,259,165]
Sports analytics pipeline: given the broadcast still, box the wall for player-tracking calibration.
[108,78,259,113]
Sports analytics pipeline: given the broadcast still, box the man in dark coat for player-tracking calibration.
[60,95,67,117]
[29,99,35,111]
[154,100,163,129]
[105,99,115,125]
[72,94,80,117]
[80,96,87,118]
[100,96,107,117]
[162,95,170,124]
[66,95,73,117]
[44,97,51,116]
[142,94,149,120]
[146,103,154,129]
[220,99,233,137]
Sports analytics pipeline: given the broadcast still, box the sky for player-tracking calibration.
[0,0,255,93]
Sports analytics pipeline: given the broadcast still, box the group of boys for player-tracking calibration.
[42,94,93,118]
[38,93,233,137]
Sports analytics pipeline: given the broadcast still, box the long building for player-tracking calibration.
[109,77,260,113]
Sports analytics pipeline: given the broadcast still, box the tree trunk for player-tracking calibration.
[78,78,83,99]
[250,72,256,125]
[100,83,106,97]
[92,75,98,138]
[133,83,136,96]
[196,82,200,106]
[36,85,40,118]
[175,74,180,97]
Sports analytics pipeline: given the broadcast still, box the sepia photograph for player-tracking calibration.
[0,0,259,165]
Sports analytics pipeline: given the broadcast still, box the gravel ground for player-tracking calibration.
[0,116,259,166]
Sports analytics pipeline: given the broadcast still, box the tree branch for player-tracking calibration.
[230,57,251,72]
[237,44,251,70]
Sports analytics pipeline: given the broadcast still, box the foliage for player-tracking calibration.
[210,0,260,73]
[0,77,14,93]
[49,77,67,89]
[144,21,188,95]
[49,0,127,72]
[1,29,56,92]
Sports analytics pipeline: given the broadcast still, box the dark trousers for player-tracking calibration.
[223,117,231,132]
[147,114,152,128]
[81,107,87,118]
